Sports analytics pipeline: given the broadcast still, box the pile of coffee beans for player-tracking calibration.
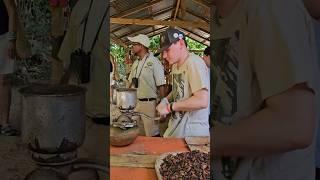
[159,150,210,180]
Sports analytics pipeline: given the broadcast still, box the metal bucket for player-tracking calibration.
[19,83,86,163]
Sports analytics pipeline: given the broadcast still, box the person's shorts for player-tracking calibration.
[0,33,14,75]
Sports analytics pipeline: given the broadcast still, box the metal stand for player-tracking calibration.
[25,153,108,180]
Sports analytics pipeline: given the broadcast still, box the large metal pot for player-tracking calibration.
[19,84,86,157]
[116,88,137,110]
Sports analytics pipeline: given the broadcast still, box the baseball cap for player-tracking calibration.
[127,34,150,48]
[156,28,186,54]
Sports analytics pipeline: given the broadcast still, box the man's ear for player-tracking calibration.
[178,39,185,49]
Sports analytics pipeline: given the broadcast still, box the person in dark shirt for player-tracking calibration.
[0,0,18,136]
[202,46,210,68]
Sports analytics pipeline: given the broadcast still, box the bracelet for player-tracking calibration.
[170,102,174,112]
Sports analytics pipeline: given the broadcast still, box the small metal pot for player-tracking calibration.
[116,88,137,110]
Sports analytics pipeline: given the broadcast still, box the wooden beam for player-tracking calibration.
[191,0,210,8]
[110,7,174,33]
[118,17,171,40]
[111,1,121,12]
[123,27,167,45]
[149,0,155,36]
[180,0,186,18]
[111,1,134,34]
[146,26,168,37]
[176,27,209,46]
[186,8,209,23]
[121,25,168,44]
[120,26,154,40]
[111,0,163,18]
[111,37,128,47]
[175,16,210,33]
[179,26,209,41]
[173,0,181,21]
[111,18,209,29]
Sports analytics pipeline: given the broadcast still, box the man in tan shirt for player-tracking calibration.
[156,28,210,138]
[127,34,166,137]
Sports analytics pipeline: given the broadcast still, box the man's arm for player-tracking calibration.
[171,88,208,112]
[157,85,166,99]
[213,83,315,157]
[4,0,17,59]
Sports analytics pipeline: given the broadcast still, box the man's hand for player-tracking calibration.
[7,41,16,59]
[156,98,170,116]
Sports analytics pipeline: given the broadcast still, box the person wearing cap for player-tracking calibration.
[202,46,210,68]
[156,28,210,138]
[127,34,166,137]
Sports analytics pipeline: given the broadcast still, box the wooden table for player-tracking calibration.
[110,136,189,180]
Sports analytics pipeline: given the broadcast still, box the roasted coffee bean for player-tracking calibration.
[159,150,210,180]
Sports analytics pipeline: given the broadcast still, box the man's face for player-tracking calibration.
[202,55,210,67]
[131,42,142,55]
[161,40,182,65]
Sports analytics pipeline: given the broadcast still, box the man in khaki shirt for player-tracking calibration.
[156,28,210,138]
[127,34,166,137]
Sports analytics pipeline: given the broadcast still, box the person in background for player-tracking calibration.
[0,0,19,136]
[303,1,320,179]
[127,34,166,137]
[110,54,115,99]
[202,46,211,118]
[202,46,210,68]
[156,28,210,138]
[124,50,133,80]
[211,0,318,179]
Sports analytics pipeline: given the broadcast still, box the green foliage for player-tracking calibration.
[110,43,126,79]
[149,35,208,55]
[110,44,126,63]
[185,37,207,53]
[149,34,160,51]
